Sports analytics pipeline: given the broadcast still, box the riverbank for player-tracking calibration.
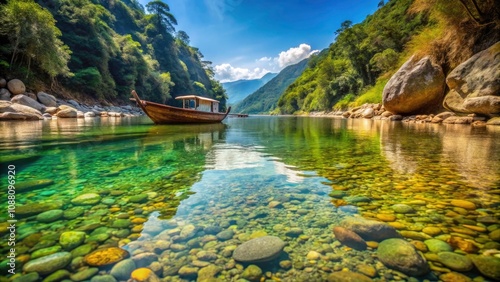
[302,103,500,127]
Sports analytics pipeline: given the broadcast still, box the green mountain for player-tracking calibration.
[275,0,499,114]
[223,72,277,105]
[0,0,227,108]
[234,58,310,114]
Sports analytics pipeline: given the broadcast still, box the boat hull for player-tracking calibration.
[132,91,230,124]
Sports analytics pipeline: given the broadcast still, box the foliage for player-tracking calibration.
[0,0,71,79]
[276,0,425,114]
[0,0,226,106]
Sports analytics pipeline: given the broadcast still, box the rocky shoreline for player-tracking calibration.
[0,78,142,121]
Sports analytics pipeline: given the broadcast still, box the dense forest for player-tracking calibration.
[274,0,499,114]
[0,0,227,108]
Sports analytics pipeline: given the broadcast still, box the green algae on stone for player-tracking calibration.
[22,252,72,275]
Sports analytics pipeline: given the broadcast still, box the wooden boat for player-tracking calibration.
[131,90,231,124]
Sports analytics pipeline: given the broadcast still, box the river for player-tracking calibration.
[1,116,499,281]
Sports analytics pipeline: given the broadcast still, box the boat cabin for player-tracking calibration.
[176,95,220,113]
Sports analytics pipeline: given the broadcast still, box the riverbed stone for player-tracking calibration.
[340,216,401,241]
[57,105,78,118]
[60,231,86,250]
[131,267,161,282]
[17,179,55,193]
[489,229,500,241]
[84,247,129,266]
[63,207,85,219]
[392,204,416,214]
[90,275,117,282]
[42,269,70,282]
[450,199,476,210]
[424,239,452,253]
[437,252,473,272]
[216,229,234,241]
[129,194,148,203]
[233,236,286,263]
[439,272,472,282]
[31,245,62,259]
[377,238,430,276]
[333,226,367,250]
[11,272,39,282]
[36,209,64,223]
[0,88,11,101]
[70,267,99,281]
[71,193,101,205]
[110,258,136,280]
[470,255,500,280]
[22,252,72,275]
[327,271,372,282]
[197,264,221,281]
[241,265,262,281]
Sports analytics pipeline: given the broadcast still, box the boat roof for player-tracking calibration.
[175,95,219,103]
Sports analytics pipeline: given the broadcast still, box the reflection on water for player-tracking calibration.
[0,116,499,282]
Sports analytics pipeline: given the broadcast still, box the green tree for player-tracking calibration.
[146,0,177,33]
[0,0,71,79]
[176,30,190,45]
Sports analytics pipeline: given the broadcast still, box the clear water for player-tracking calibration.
[1,116,499,281]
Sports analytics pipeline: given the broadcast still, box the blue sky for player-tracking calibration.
[138,0,381,82]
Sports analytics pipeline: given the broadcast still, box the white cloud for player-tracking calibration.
[216,43,319,82]
[257,57,273,62]
[278,43,318,68]
[214,63,271,82]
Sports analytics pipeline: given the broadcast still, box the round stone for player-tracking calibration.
[424,239,452,253]
[71,193,101,205]
[36,209,64,223]
[84,247,129,266]
[60,231,86,250]
[450,200,476,210]
[241,265,262,281]
[129,194,148,203]
[22,252,72,275]
[392,204,416,214]
[233,236,286,263]
[377,238,429,276]
[437,252,473,272]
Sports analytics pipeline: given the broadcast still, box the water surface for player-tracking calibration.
[1,116,499,281]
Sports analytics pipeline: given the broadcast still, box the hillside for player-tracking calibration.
[0,0,227,108]
[234,58,309,114]
[223,72,277,105]
[274,0,499,114]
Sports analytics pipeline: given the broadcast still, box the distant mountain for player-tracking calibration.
[233,58,309,114]
[223,72,277,105]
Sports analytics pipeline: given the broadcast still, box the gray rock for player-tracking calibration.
[340,216,401,241]
[0,88,11,101]
[216,229,234,241]
[377,238,429,276]
[84,111,96,117]
[0,78,5,88]
[110,258,136,280]
[132,252,158,268]
[383,56,445,114]
[444,41,500,115]
[37,92,57,107]
[7,79,25,95]
[0,100,43,120]
[22,252,72,275]
[11,94,46,112]
[233,236,285,263]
